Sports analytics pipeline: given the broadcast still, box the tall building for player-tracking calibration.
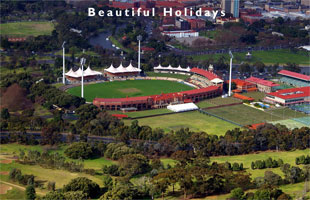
[221,0,239,18]
[231,0,239,18]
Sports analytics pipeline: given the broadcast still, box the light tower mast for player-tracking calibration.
[137,35,142,70]
[62,41,66,84]
[228,50,233,96]
[80,58,86,98]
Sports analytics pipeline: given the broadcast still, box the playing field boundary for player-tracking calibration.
[198,109,243,127]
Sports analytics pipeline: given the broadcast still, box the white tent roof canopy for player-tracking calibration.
[154,64,191,72]
[65,66,102,78]
[167,103,198,112]
[104,63,141,74]
[211,78,224,84]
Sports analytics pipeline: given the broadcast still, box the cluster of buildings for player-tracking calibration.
[230,69,310,107]
[93,65,224,111]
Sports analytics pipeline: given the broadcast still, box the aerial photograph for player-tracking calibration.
[0,0,309,199]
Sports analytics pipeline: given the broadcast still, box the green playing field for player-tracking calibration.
[67,80,193,102]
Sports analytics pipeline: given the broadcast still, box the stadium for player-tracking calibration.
[66,62,224,111]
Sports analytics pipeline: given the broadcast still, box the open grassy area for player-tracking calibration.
[0,143,116,171]
[210,149,310,179]
[207,104,284,126]
[201,96,242,107]
[266,107,308,120]
[145,72,190,80]
[191,49,310,65]
[241,91,266,101]
[0,21,54,37]
[125,111,239,136]
[0,185,25,200]
[67,80,193,102]
[109,108,173,118]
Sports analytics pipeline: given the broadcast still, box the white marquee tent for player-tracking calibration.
[167,103,198,112]
[154,64,191,73]
[65,66,102,78]
[104,62,141,74]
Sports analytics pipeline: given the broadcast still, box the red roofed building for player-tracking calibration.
[264,86,310,106]
[278,70,310,81]
[190,68,223,85]
[233,93,254,101]
[231,79,257,92]
[278,70,310,87]
[155,1,185,8]
[8,37,27,42]
[216,17,239,25]
[246,77,280,93]
[93,85,222,110]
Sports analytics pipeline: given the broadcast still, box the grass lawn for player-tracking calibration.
[0,21,54,37]
[201,96,242,107]
[196,101,215,108]
[0,185,25,200]
[160,158,178,168]
[241,91,266,101]
[145,72,190,80]
[33,104,52,117]
[0,160,103,190]
[266,107,308,120]
[207,104,284,126]
[125,111,239,136]
[191,49,310,65]
[109,108,173,118]
[0,143,116,173]
[210,149,310,179]
[67,80,193,102]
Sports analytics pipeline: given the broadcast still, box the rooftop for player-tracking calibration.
[246,76,280,87]
[267,86,310,100]
[278,70,310,81]
[190,68,222,81]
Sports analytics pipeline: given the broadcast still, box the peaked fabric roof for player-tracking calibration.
[154,64,191,72]
[104,63,141,74]
[65,66,102,78]
[278,70,310,81]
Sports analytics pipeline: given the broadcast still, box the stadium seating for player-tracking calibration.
[280,77,310,87]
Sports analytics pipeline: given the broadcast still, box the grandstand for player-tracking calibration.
[278,70,310,87]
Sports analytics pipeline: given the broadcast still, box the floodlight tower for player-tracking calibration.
[228,50,233,96]
[137,35,142,70]
[80,58,86,98]
[62,41,66,84]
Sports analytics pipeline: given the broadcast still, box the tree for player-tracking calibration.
[65,142,95,159]
[254,189,270,200]
[283,63,300,73]
[47,181,56,191]
[1,108,10,120]
[118,154,150,177]
[264,171,282,186]
[230,187,245,200]
[25,185,36,200]
[42,191,65,200]
[63,177,100,198]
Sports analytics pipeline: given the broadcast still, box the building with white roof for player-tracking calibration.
[65,66,103,82]
[104,62,141,78]
[154,64,191,75]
